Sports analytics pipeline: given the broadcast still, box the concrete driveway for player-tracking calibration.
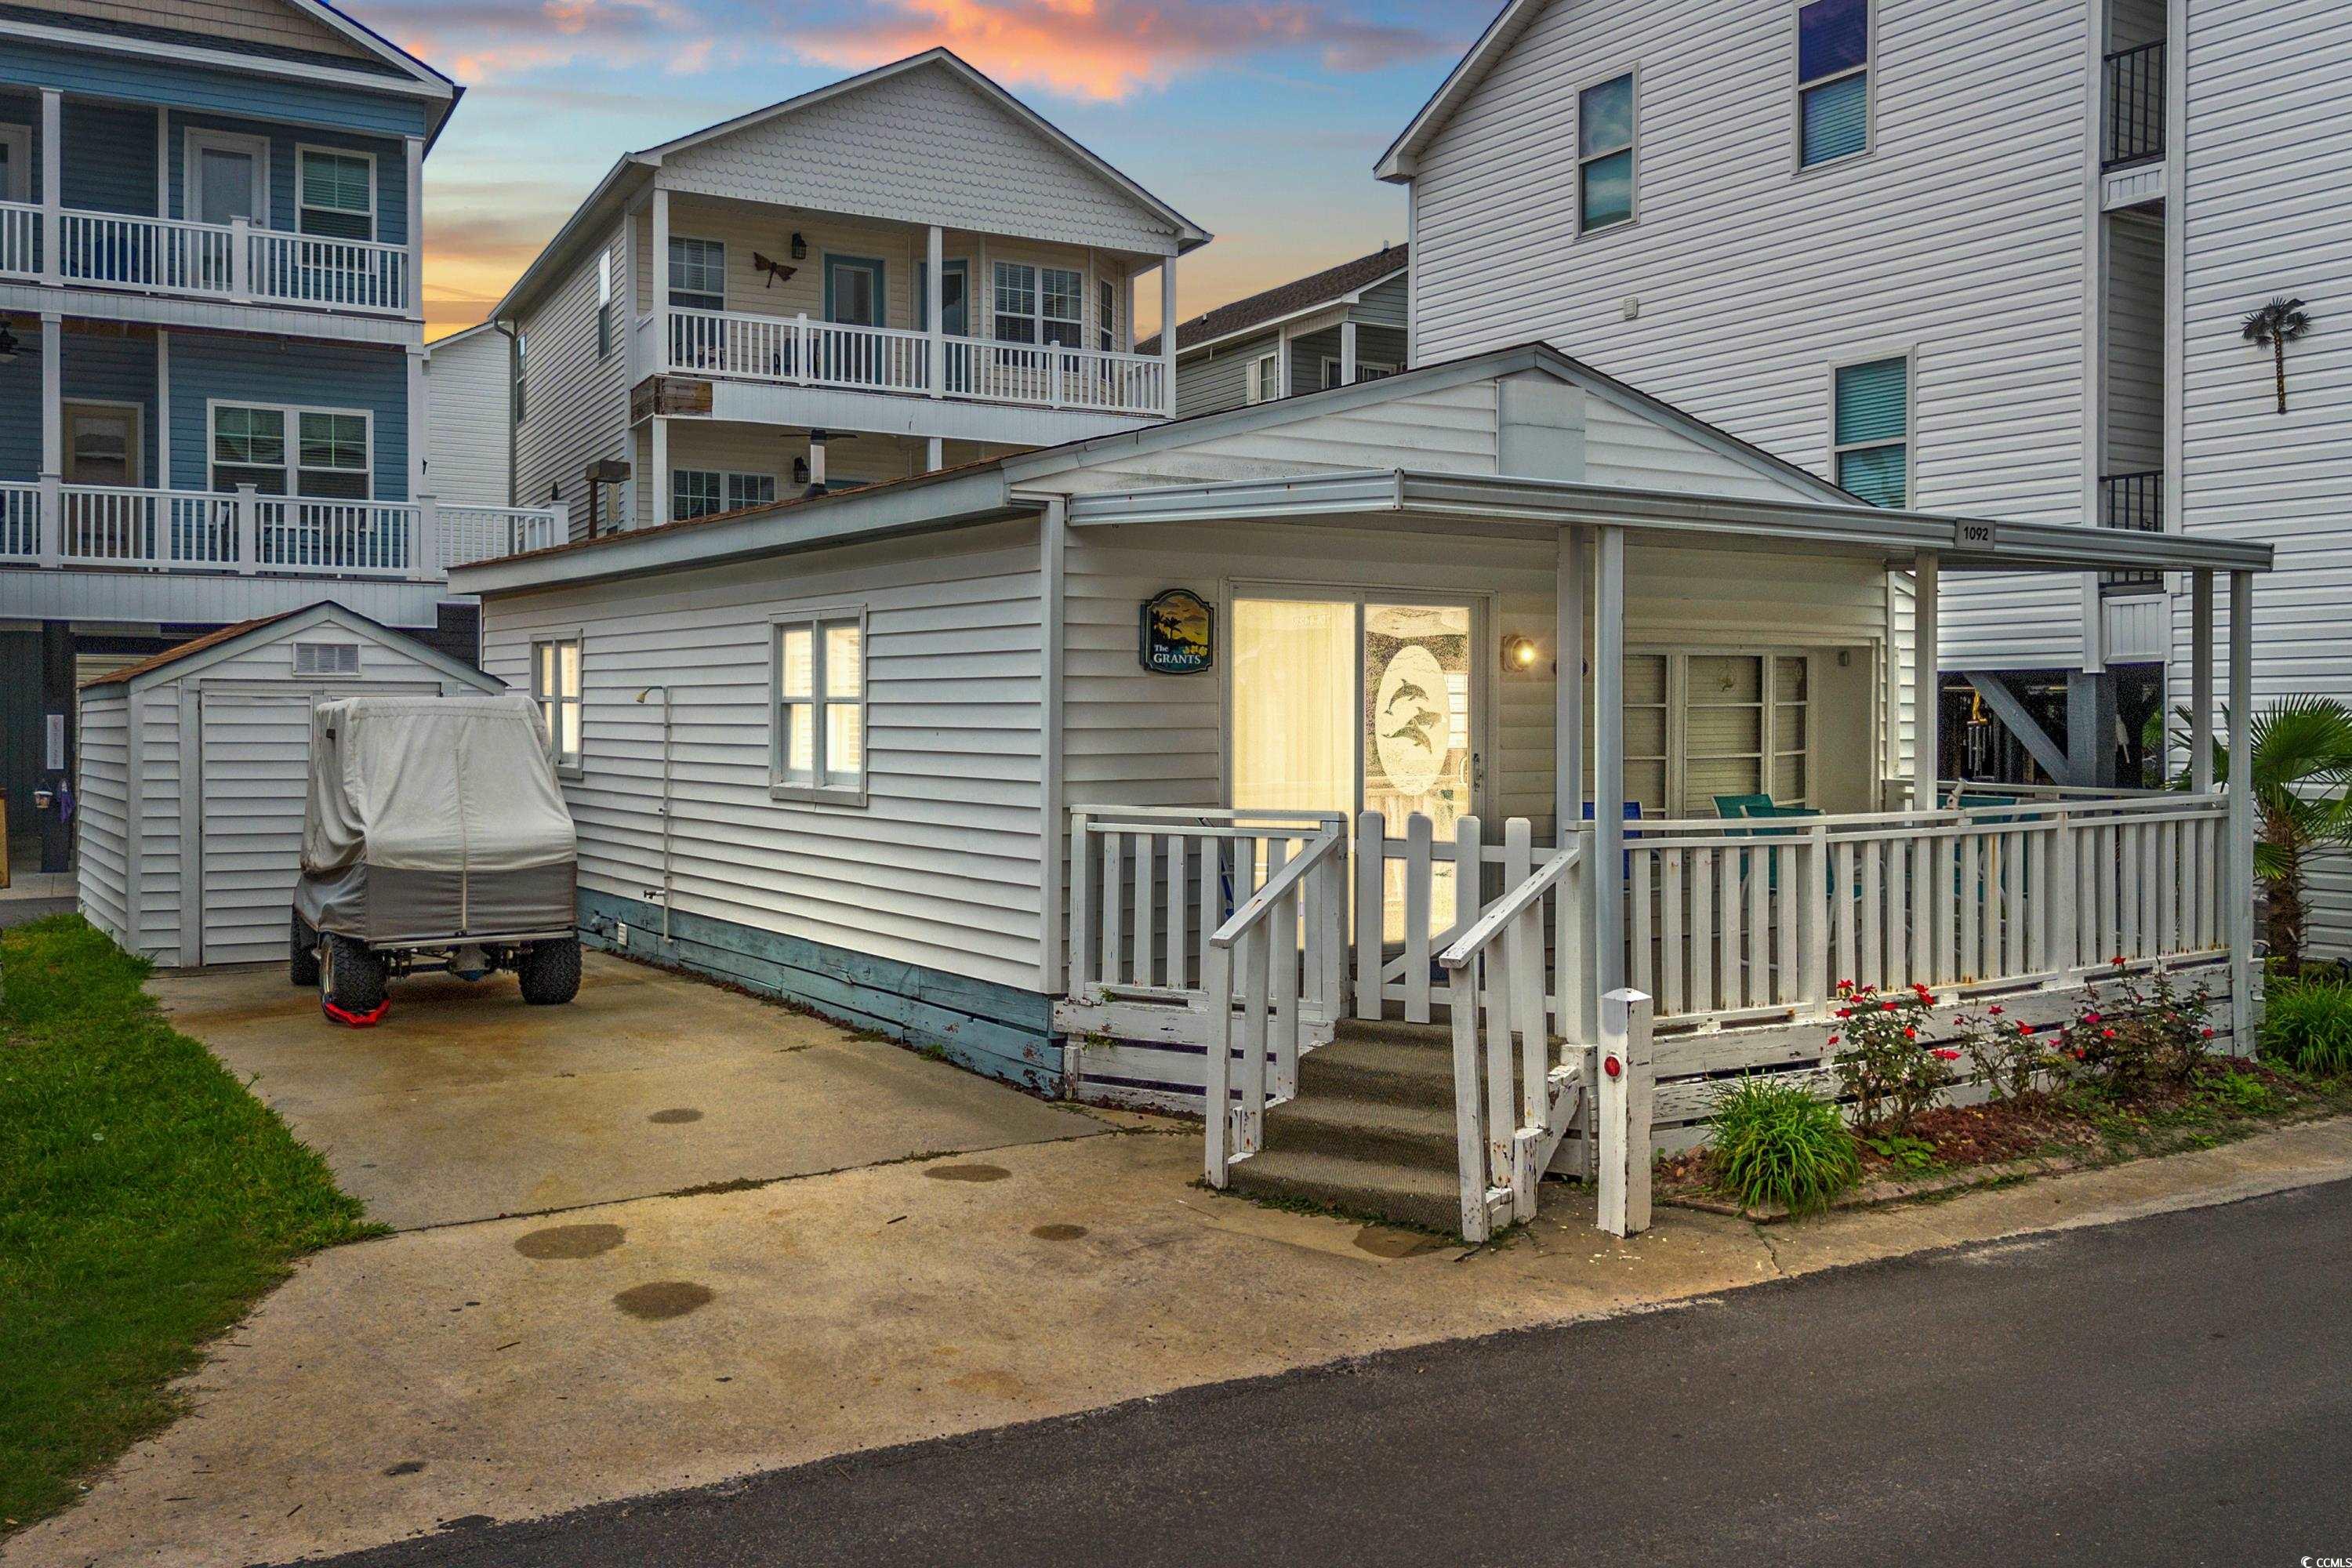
[156,951,1102,1229]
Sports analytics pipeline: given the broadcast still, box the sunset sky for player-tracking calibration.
[372,0,1484,339]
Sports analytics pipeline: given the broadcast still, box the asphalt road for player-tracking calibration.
[307,1180,2352,1568]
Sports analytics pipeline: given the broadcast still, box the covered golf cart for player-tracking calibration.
[292,692,582,1023]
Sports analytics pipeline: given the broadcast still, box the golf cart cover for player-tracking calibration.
[295,693,577,941]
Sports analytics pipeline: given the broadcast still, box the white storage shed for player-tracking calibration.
[75,602,505,967]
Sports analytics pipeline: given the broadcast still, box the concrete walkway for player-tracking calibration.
[155,954,1098,1230]
[13,1105,2352,1567]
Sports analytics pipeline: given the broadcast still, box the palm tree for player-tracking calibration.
[2176,695,2352,974]
[2241,296,2312,415]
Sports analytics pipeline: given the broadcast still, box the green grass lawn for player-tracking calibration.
[0,916,379,1530]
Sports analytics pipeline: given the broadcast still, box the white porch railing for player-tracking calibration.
[0,481,564,579]
[1066,806,1347,1029]
[1435,816,1588,1237]
[1625,793,2229,1029]
[1199,818,1349,1187]
[0,205,410,313]
[663,307,1171,416]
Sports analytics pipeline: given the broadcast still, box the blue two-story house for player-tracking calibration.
[0,0,559,872]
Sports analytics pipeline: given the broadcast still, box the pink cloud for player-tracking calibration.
[789,0,1439,100]
[383,0,714,84]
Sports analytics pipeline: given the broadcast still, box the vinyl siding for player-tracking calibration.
[166,111,408,244]
[423,325,512,506]
[1409,0,2097,667]
[74,688,130,944]
[658,60,1178,258]
[2103,207,2165,474]
[2171,0,2352,959]
[0,323,159,483]
[19,0,376,60]
[0,40,429,138]
[166,331,410,498]
[514,220,629,535]
[478,522,1049,993]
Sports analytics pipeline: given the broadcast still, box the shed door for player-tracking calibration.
[198,693,316,965]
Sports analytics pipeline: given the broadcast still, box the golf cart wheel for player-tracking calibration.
[319,932,388,1024]
[517,937,583,1005]
[290,912,321,988]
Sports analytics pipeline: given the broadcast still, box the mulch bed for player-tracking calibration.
[1657,1058,2333,1222]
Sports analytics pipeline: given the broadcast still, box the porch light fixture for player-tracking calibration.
[789,232,807,260]
[1501,634,1542,673]
[0,324,18,363]
[792,456,809,486]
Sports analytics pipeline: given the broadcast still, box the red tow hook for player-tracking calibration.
[322,997,390,1029]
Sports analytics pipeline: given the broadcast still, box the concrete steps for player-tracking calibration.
[1225,1017,1469,1235]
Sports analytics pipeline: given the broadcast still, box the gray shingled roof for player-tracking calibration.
[1139,245,1406,357]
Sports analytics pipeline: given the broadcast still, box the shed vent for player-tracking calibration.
[293,641,361,676]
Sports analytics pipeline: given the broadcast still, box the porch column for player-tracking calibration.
[2189,569,2214,792]
[39,88,60,287]
[650,416,670,528]
[1559,525,1594,1043]
[37,311,60,566]
[1913,549,1940,810]
[1341,318,1359,387]
[925,223,944,399]
[1593,524,1628,1000]
[650,186,670,376]
[2227,569,2256,1047]
[406,343,427,501]
[1157,256,1177,416]
[1276,325,1292,398]
[154,328,170,492]
[925,436,943,473]
[403,135,424,323]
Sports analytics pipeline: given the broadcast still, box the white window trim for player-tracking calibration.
[61,397,145,487]
[672,468,775,519]
[294,142,376,241]
[205,397,373,499]
[1098,277,1118,353]
[184,128,272,227]
[1321,355,1400,390]
[769,604,868,808]
[668,234,725,311]
[1246,350,1279,404]
[596,249,614,358]
[1791,0,1876,174]
[991,259,1084,347]
[0,125,29,203]
[530,631,586,775]
[1825,348,1915,506]
[1575,66,1639,235]
[1627,647,1820,815]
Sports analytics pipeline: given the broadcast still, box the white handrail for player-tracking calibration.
[1201,821,1347,1189]
[1439,841,1580,971]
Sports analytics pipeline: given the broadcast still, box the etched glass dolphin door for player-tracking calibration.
[1230,593,1477,942]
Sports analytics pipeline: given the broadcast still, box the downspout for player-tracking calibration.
[492,318,519,508]
[634,685,673,943]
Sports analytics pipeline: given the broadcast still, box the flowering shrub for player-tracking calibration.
[2052,960,2220,1097]
[1830,980,1953,1134]
[1955,1000,2052,1101]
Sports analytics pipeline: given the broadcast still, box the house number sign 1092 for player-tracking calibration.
[1139,590,1214,674]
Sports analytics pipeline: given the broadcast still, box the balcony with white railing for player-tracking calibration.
[661,307,1171,419]
[0,203,412,316]
[0,481,563,579]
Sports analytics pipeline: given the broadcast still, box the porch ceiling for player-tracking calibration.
[1060,470,2278,576]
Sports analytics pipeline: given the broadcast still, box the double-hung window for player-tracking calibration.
[1247,352,1279,404]
[1577,73,1636,233]
[532,636,583,771]
[1098,279,1117,353]
[1796,0,1871,168]
[774,611,866,803]
[296,147,374,240]
[211,405,370,498]
[1832,356,1909,507]
[596,250,614,358]
[990,262,1085,347]
[669,237,724,311]
[1621,652,1815,815]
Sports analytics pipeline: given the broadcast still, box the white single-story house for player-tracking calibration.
[77,601,503,967]
[450,345,2271,1237]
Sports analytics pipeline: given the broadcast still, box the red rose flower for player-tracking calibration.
[1903,1026,1917,1040]
[1932,1047,1961,1062]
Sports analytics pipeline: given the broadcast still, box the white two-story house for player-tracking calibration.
[492,49,1208,535]
[0,0,560,873]
[1379,0,2352,953]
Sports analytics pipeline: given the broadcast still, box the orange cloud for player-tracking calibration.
[791,0,1436,102]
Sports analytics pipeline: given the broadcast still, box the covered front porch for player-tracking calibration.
[1048,471,2270,1240]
